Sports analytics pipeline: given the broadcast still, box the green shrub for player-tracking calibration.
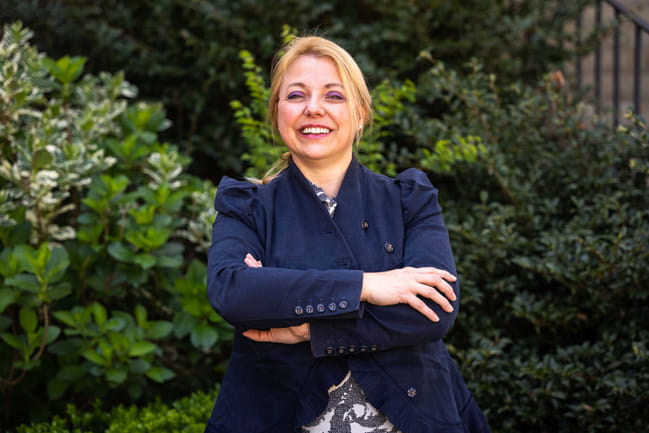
[1,0,595,178]
[416,60,649,432]
[13,387,217,433]
[0,22,230,429]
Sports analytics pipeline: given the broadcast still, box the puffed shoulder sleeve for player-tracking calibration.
[213,177,259,227]
[395,168,454,271]
[207,177,363,331]
[396,168,442,225]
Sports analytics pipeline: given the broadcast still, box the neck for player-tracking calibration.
[292,153,352,197]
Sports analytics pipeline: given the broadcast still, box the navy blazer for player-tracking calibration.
[205,158,491,433]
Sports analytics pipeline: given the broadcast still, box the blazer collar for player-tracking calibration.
[286,155,364,209]
[286,156,367,269]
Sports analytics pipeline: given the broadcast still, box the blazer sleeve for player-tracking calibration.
[207,177,364,330]
[309,168,460,358]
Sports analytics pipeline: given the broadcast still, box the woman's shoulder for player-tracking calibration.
[213,176,260,216]
[364,166,441,220]
[362,165,436,194]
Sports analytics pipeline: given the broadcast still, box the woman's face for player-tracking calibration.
[276,55,355,169]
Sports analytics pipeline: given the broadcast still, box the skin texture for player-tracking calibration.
[242,55,457,345]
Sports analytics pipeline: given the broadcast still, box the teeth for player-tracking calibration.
[301,127,331,134]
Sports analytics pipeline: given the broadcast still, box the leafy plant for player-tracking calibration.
[0,22,229,429]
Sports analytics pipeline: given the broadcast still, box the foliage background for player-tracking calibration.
[1,1,648,432]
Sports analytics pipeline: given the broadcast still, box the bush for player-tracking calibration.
[0,22,231,429]
[13,387,216,433]
[415,61,649,432]
[1,0,595,179]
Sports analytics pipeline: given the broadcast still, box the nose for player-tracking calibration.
[305,95,324,116]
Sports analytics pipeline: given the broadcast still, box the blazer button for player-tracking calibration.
[325,347,334,355]
[370,344,378,352]
[338,300,348,309]
[305,305,314,314]
[384,242,394,253]
[407,387,417,398]
[337,346,346,354]
[348,345,357,353]
[295,306,304,315]
[328,302,337,312]
[359,345,369,353]
[360,219,369,230]
[317,303,325,313]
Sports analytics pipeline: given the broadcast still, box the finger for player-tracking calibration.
[419,267,457,283]
[242,329,271,342]
[415,283,454,312]
[407,295,439,322]
[244,253,263,268]
[419,273,457,302]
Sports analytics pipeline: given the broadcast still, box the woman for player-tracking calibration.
[205,36,491,433]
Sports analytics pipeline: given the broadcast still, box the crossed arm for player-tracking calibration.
[242,253,457,344]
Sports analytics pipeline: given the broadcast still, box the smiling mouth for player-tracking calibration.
[300,127,331,135]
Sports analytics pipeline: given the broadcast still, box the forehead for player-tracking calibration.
[281,55,343,88]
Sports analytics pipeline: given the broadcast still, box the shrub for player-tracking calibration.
[0,22,230,429]
[416,61,649,432]
[1,0,595,178]
[13,387,216,433]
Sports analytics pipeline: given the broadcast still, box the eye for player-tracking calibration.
[286,91,307,102]
[324,91,346,103]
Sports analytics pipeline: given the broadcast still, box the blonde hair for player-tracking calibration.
[259,36,372,184]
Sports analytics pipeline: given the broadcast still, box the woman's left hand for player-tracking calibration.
[241,253,311,344]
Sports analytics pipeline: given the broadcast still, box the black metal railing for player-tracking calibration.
[575,0,649,126]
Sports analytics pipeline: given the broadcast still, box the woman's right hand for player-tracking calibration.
[361,267,457,323]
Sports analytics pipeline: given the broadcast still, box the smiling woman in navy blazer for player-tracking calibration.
[204,36,491,433]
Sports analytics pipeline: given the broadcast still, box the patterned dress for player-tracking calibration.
[301,183,402,433]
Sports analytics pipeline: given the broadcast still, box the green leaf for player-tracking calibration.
[81,349,106,366]
[129,359,151,374]
[45,284,72,301]
[32,149,53,170]
[44,56,86,84]
[5,274,40,293]
[146,321,173,339]
[172,312,195,338]
[90,303,107,328]
[1,332,26,351]
[45,325,61,344]
[0,288,16,313]
[12,244,37,274]
[106,368,128,384]
[52,311,76,328]
[145,366,175,383]
[19,306,38,334]
[104,317,126,332]
[191,323,218,350]
[134,304,147,327]
[107,242,135,263]
[43,245,70,284]
[133,253,156,269]
[128,341,157,357]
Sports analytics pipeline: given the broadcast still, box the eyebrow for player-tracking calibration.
[286,82,344,90]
